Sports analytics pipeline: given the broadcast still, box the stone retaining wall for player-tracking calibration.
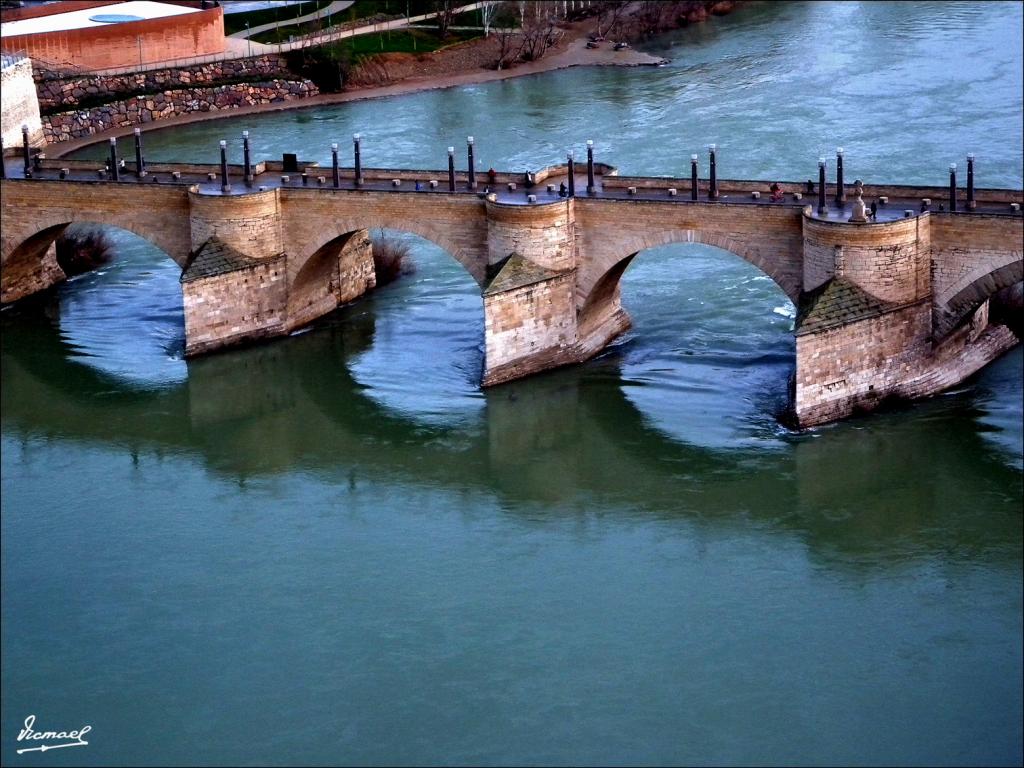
[33,55,293,112]
[41,79,319,143]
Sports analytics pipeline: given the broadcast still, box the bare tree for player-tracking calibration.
[593,0,628,37]
[519,1,562,61]
[480,0,498,36]
[494,24,525,69]
[433,0,455,37]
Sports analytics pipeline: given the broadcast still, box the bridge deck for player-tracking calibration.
[5,160,1022,223]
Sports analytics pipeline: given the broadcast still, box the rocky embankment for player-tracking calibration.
[42,80,318,143]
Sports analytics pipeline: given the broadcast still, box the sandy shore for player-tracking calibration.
[50,26,667,158]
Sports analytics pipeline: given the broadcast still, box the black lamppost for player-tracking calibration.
[353,133,363,187]
[109,137,119,181]
[966,153,975,211]
[219,140,230,193]
[708,143,718,201]
[690,153,698,201]
[948,163,957,212]
[835,147,845,205]
[467,136,476,190]
[331,142,340,188]
[817,156,827,214]
[586,139,595,194]
[567,149,575,197]
[22,124,31,177]
[134,127,145,177]
[242,130,252,185]
[447,146,456,192]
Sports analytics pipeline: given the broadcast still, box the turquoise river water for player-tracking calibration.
[2,2,1022,765]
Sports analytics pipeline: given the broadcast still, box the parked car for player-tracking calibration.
[614,41,630,51]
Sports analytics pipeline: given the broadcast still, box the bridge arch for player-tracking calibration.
[286,213,487,288]
[1,208,191,271]
[577,225,802,311]
[935,260,1024,337]
[1,216,187,306]
[577,230,797,339]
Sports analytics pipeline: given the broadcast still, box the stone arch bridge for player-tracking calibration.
[1,156,1021,426]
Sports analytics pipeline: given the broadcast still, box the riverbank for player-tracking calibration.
[49,18,667,158]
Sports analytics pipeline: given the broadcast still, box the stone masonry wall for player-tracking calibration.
[795,302,932,426]
[182,255,288,356]
[189,188,283,260]
[483,272,577,386]
[42,79,318,144]
[33,55,293,111]
[802,215,929,304]
[286,229,375,332]
[1,56,44,148]
[486,200,577,273]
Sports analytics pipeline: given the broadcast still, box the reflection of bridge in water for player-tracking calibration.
[2,295,1021,570]
[1,143,1021,425]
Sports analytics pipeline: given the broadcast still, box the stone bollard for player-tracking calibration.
[878,196,888,205]
[904,210,914,217]
[628,186,637,195]
[527,194,537,203]
[259,185,268,192]
[751,191,761,199]
[281,175,290,183]
[97,169,105,178]
[317,176,326,185]
[392,179,401,187]
[547,184,557,193]
[172,171,182,180]
[59,168,68,179]
[207,172,217,181]
[429,179,438,188]
[921,198,931,209]
[668,188,677,196]
[793,192,802,201]
[508,182,516,191]
[1011,203,1021,213]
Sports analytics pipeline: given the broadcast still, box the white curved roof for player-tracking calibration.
[1,2,200,38]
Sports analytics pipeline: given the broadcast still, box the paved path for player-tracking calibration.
[227,1,354,40]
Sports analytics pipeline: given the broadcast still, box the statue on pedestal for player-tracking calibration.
[849,180,868,223]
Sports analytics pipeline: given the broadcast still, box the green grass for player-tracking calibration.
[324,27,479,57]
[223,0,333,35]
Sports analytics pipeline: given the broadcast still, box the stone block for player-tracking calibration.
[527,194,537,203]
[429,180,438,188]
[172,171,181,180]
[508,182,516,191]
[281,175,290,183]
[668,188,677,196]
[628,187,637,195]
[751,190,761,199]
[392,179,401,187]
